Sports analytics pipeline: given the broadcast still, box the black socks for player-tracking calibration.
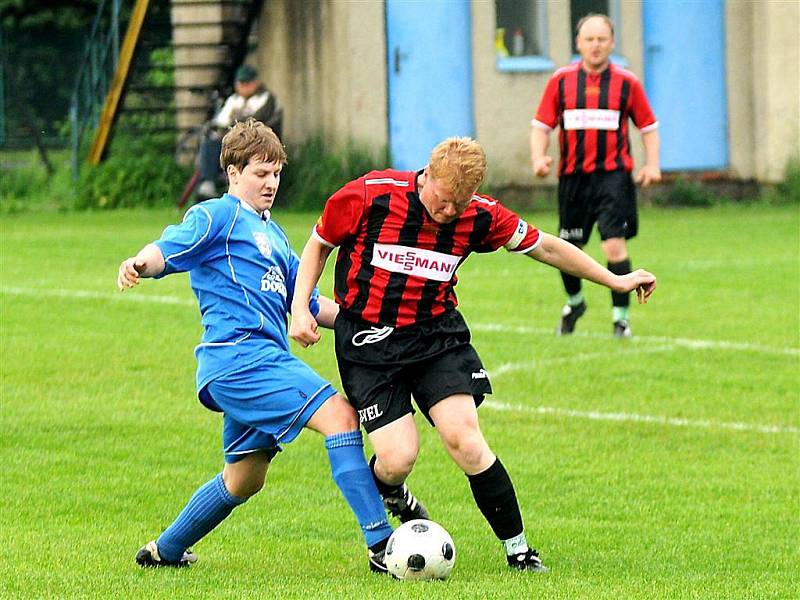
[467,458,524,540]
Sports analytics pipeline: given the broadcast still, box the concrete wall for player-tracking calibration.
[746,1,799,182]
[253,0,798,184]
[727,0,800,182]
[255,0,387,154]
[726,1,756,180]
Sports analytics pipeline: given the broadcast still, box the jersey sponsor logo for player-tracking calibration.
[352,326,394,346]
[260,266,287,297]
[252,231,272,258]
[371,243,460,282]
[563,109,620,131]
[358,404,384,423]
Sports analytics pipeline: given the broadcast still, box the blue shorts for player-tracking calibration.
[198,352,337,464]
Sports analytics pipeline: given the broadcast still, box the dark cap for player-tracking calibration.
[235,65,259,82]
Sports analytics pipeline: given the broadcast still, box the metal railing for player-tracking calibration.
[69,0,121,178]
[0,28,5,147]
[68,0,262,178]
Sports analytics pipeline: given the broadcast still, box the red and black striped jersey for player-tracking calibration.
[532,62,658,176]
[313,169,541,328]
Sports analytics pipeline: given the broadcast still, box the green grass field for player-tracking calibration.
[1,204,798,599]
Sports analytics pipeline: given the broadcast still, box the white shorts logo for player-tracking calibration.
[358,404,384,422]
[371,243,461,282]
[560,227,584,241]
[563,109,620,131]
[352,326,394,346]
[472,369,488,380]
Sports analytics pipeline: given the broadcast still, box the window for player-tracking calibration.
[494,0,552,72]
[570,0,626,65]
[571,0,625,51]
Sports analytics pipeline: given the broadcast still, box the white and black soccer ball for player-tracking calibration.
[385,519,456,580]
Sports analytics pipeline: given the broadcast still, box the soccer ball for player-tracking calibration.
[385,519,456,580]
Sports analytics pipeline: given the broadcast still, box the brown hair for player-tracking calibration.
[428,137,487,201]
[219,118,287,172]
[575,13,615,37]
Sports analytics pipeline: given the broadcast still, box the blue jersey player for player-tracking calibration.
[117,119,393,572]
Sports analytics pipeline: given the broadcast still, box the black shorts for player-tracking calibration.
[558,170,637,245]
[333,312,492,432]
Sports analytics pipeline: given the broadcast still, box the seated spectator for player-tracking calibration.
[196,65,283,199]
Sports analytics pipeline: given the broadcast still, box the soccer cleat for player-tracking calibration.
[382,483,430,523]
[613,320,632,338]
[557,301,587,335]
[135,540,197,568]
[368,548,389,574]
[507,548,549,573]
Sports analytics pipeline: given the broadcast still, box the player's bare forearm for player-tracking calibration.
[315,296,339,329]
[528,233,657,302]
[637,130,661,186]
[529,127,552,177]
[117,243,165,290]
[642,129,660,167]
[529,233,614,286]
[290,238,333,346]
[291,238,332,314]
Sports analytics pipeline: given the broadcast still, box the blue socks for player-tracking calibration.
[155,432,391,561]
[157,473,246,562]
[325,430,393,549]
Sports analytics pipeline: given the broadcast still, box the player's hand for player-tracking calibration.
[613,269,657,303]
[635,164,661,187]
[117,257,146,291]
[532,156,552,178]
[289,307,321,348]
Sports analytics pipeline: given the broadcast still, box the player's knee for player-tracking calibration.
[224,471,265,499]
[376,449,417,481]
[235,477,265,499]
[601,238,628,262]
[223,455,269,499]
[325,394,360,431]
[442,430,489,469]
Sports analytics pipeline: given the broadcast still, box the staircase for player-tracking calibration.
[172,0,263,136]
[69,0,261,173]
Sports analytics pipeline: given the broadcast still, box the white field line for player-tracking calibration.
[2,285,798,358]
[3,285,796,435]
[484,400,800,435]
[492,345,676,376]
[0,285,196,307]
[472,323,800,357]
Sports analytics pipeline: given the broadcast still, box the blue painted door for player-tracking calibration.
[386,0,474,170]
[643,0,728,170]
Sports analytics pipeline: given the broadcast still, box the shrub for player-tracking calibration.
[1,133,385,213]
[764,157,800,205]
[74,134,191,209]
[653,177,716,207]
[279,134,387,211]
[0,150,73,213]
